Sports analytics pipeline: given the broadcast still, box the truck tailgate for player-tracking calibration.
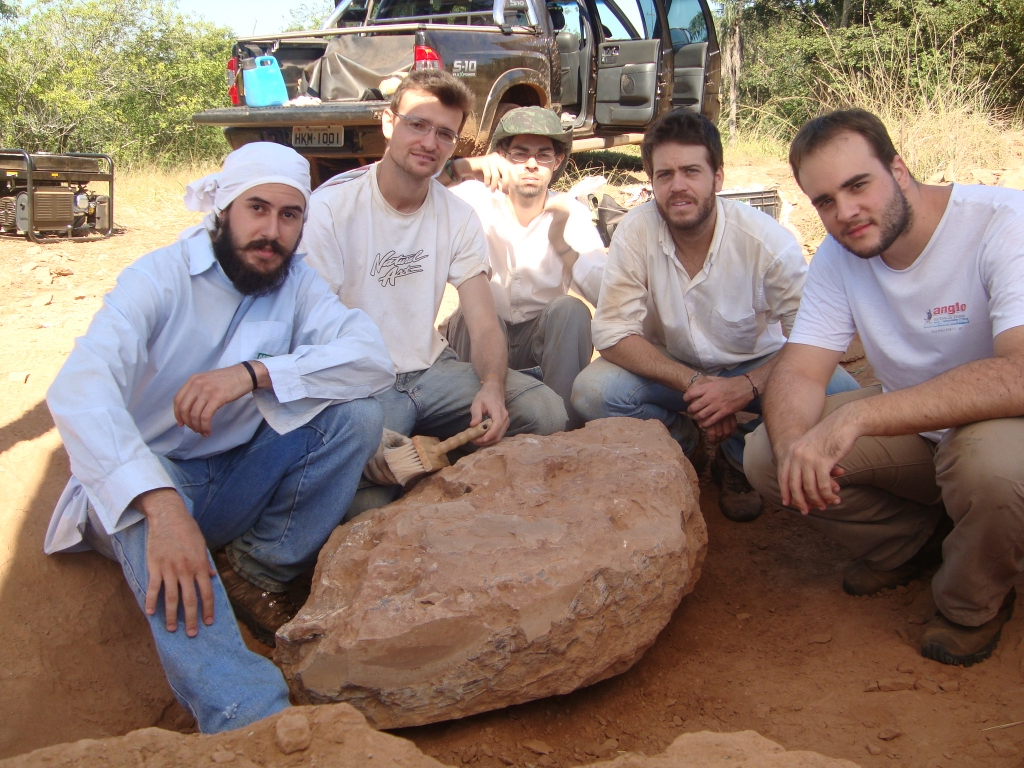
[193,102,388,128]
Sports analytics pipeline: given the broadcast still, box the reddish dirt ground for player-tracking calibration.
[2,164,1024,767]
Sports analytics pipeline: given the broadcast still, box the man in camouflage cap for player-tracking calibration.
[439,106,606,427]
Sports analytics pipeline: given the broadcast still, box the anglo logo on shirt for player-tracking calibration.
[924,301,969,330]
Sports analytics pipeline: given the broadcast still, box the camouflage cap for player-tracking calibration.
[488,106,573,183]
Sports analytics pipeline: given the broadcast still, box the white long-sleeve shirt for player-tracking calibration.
[592,197,806,373]
[45,228,396,555]
[450,181,606,324]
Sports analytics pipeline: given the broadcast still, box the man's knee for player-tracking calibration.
[571,357,643,422]
[319,397,384,456]
[743,423,781,503]
[570,360,612,422]
[544,294,593,331]
[937,418,1024,506]
[508,379,568,435]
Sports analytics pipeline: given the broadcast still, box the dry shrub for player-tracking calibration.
[810,24,1010,178]
[735,20,1012,176]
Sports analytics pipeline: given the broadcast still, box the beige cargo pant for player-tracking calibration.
[744,386,1024,627]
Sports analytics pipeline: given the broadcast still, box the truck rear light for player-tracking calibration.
[226,57,240,105]
[414,45,442,70]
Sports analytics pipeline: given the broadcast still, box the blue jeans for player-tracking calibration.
[571,351,859,468]
[87,398,383,733]
[349,347,568,516]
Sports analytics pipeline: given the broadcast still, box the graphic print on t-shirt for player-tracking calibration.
[371,249,430,287]
[924,301,969,331]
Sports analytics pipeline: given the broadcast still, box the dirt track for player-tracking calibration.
[2,160,1024,766]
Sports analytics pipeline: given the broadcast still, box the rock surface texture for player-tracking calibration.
[0,706,861,768]
[276,418,707,728]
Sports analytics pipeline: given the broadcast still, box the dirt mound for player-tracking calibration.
[0,705,859,768]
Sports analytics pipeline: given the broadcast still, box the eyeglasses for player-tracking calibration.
[391,111,461,146]
[506,148,559,166]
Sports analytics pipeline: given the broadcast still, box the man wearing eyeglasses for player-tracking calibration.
[303,71,568,513]
[436,106,606,428]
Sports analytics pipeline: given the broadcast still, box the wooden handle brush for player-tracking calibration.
[384,419,493,486]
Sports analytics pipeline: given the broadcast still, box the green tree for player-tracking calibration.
[0,0,233,166]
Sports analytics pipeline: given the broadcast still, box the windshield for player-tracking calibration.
[370,0,497,23]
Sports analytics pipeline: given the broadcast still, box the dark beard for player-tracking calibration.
[656,190,717,235]
[512,181,545,199]
[211,216,297,297]
[846,181,915,259]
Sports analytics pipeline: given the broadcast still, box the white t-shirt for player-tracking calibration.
[302,164,490,374]
[450,180,606,324]
[790,184,1024,440]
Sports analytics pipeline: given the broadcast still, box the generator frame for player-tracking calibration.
[0,149,114,243]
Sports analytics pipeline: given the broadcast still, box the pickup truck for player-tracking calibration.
[192,0,720,187]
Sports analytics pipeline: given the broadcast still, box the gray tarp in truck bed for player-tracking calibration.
[307,35,414,101]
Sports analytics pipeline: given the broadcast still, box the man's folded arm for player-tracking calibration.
[46,268,176,534]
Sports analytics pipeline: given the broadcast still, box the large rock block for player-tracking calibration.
[276,417,707,728]
[0,706,861,768]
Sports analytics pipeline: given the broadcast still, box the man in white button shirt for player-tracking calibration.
[745,109,1024,666]
[45,143,395,732]
[437,106,606,427]
[572,110,858,522]
[303,72,568,512]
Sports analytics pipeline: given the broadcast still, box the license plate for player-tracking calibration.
[291,126,345,148]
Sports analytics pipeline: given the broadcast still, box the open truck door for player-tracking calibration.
[665,0,720,119]
[591,0,668,127]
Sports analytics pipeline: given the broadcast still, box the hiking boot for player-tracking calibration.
[711,446,763,522]
[842,514,952,596]
[214,550,296,647]
[921,589,1016,667]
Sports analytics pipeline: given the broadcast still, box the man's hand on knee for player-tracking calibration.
[777,411,857,513]
[471,376,509,445]
[135,488,216,637]
[173,362,268,437]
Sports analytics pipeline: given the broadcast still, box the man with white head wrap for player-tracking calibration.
[44,142,395,733]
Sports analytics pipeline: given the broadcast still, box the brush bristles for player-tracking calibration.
[383,443,428,485]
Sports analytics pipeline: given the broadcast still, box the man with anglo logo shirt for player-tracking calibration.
[745,109,1024,667]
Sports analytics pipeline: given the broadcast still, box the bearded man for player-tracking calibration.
[44,142,396,732]
[745,109,1024,666]
[571,110,858,521]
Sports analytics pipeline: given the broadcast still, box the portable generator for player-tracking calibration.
[0,150,114,243]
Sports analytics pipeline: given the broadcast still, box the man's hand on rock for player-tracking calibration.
[173,361,267,437]
[134,488,216,637]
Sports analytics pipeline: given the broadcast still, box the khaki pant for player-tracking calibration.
[745,386,1024,626]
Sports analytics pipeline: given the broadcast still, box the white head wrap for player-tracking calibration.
[182,143,311,238]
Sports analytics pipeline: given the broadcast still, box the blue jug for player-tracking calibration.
[244,56,289,107]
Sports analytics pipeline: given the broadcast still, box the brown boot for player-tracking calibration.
[842,514,952,596]
[214,550,296,647]
[921,589,1016,667]
[711,446,763,522]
